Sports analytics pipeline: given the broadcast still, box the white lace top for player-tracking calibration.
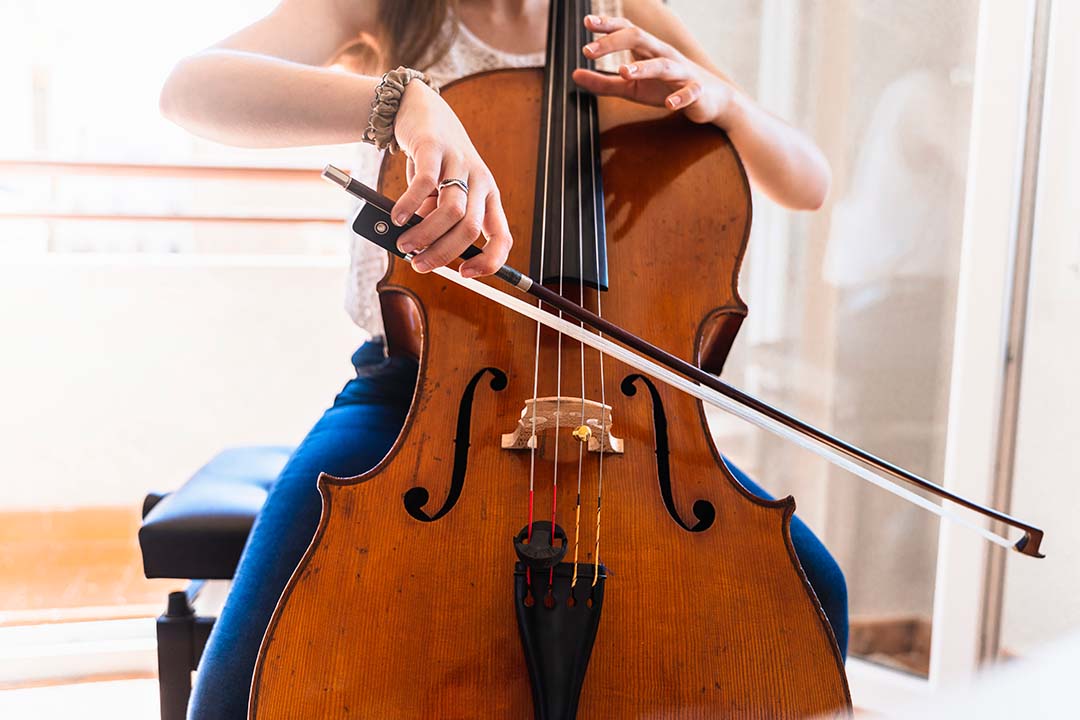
[344,2,622,337]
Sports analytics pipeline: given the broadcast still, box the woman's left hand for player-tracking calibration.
[572,14,738,127]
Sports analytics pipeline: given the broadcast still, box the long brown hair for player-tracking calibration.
[334,1,459,74]
[377,0,458,69]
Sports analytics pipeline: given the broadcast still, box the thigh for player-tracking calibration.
[722,457,850,658]
[188,357,416,720]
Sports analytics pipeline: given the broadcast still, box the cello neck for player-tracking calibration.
[530,0,609,291]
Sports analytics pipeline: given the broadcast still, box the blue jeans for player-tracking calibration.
[188,342,848,719]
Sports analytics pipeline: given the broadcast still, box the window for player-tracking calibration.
[0,0,359,259]
[0,1,366,690]
[680,0,981,679]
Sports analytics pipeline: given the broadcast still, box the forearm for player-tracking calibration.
[719,92,832,211]
[159,50,378,148]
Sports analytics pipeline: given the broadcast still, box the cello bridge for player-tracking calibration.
[500,397,624,454]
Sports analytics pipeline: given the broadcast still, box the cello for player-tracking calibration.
[250,1,1043,717]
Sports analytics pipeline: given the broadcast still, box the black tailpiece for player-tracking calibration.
[514,537,607,720]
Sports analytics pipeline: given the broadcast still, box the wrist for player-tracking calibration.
[397,78,434,122]
[711,82,746,132]
[363,66,437,153]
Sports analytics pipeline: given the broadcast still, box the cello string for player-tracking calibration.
[585,2,607,589]
[546,0,573,592]
[526,0,562,585]
[571,0,588,591]
[430,265,1018,552]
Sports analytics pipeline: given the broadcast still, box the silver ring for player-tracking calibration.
[438,177,469,195]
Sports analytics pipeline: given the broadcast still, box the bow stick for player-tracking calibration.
[322,164,1045,559]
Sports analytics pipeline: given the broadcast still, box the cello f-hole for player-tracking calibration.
[403,366,508,522]
[621,374,716,533]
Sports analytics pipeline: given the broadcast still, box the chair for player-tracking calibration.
[138,446,293,720]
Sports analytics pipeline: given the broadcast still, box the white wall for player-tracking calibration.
[0,256,363,509]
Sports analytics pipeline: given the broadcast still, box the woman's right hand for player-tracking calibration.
[389,81,513,279]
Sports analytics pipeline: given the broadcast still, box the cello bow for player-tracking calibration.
[323,164,1045,560]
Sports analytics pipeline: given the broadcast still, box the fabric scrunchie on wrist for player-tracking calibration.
[362,66,437,154]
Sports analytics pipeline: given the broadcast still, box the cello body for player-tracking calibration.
[250,67,850,719]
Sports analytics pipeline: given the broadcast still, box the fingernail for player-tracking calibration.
[460,267,478,279]
[625,64,639,75]
[412,259,429,272]
[668,95,682,109]
[585,14,599,25]
[584,42,599,55]
[393,212,408,226]
[397,242,413,253]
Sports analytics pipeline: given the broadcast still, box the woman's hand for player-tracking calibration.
[389,81,512,278]
[572,14,739,127]
[573,11,830,210]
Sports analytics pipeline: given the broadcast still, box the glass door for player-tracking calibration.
[673,0,1042,706]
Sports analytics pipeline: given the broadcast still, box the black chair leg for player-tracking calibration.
[156,582,214,720]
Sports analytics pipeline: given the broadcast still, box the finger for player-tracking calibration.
[666,81,704,111]
[583,14,633,34]
[416,195,438,218]
[621,57,690,83]
[392,140,442,225]
[459,190,513,278]
[584,25,674,62]
[572,68,635,99]
[411,182,486,273]
[397,159,469,254]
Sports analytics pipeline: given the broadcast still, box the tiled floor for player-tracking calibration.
[0,678,159,720]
